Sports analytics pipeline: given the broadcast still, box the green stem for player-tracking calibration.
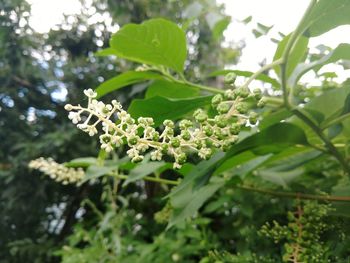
[278,0,350,175]
[292,109,350,174]
[238,185,350,202]
[321,112,350,130]
[241,58,284,89]
[280,0,317,107]
[109,172,180,186]
[161,70,224,94]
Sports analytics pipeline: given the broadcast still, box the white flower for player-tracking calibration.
[83,89,97,98]
[68,112,81,124]
[29,158,84,185]
[150,150,162,161]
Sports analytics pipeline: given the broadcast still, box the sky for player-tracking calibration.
[27,0,350,83]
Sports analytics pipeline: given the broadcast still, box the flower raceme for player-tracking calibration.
[29,157,84,185]
[65,87,262,169]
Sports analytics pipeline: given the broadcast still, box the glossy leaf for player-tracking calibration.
[145,80,199,99]
[302,0,350,37]
[128,95,212,126]
[123,161,168,186]
[273,34,309,78]
[109,19,187,72]
[95,71,163,98]
[288,43,350,87]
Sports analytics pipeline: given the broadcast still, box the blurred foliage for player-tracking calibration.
[0,0,238,262]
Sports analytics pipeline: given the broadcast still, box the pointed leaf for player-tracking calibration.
[110,19,187,72]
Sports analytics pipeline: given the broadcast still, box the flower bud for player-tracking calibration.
[237,87,250,98]
[249,112,258,125]
[64,104,73,111]
[128,135,139,145]
[224,72,237,84]
[236,103,248,114]
[216,102,230,114]
[211,94,223,106]
[163,120,174,128]
[170,138,181,148]
[253,88,262,100]
[257,97,266,108]
[176,153,187,165]
[229,123,241,135]
[215,115,227,128]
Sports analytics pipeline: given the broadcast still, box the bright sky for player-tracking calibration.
[27,0,350,83]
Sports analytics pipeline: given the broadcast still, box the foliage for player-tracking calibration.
[4,0,350,262]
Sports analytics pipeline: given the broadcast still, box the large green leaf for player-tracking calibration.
[301,0,350,37]
[145,79,199,99]
[96,71,163,98]
[209,69,279,88]
[123,160,168,186]
[128,95,212,126]
[214,123,309,174]
[168,177,224,228]
[109,19,187,72]
[273,34,309,78]
[288,44,350,87]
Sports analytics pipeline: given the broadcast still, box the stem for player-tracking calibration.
[238,185,350,202]
[161,70,224,94]
[241,59,284,89]
[278,0,350,175]
[109,172,180,186]
[321,112,350,130]
[280,0,317,107]
[292,109,350,174]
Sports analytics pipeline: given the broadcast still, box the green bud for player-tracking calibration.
[237,87,250,98]
[211,94,223,106]
[194,111,208,122]
[177,153,187,165]
[257,97,266,108]
[181,130,191,141]
[163,119,174,128]
[161,144,169,154]
[152,131,160,141]
[214,129,228,140]
[205,138,213,147]
[203,126,213,136]
[216,102,230,113]
[215,115,227,128]
[194,140,202,149]
[236,102,248,114]
[224,89,236,99]
[229,123,241,135]
[224,72,237,84]
[128,135,139,145]
[179,119,193,130]
[170,138,181,148]
[101,134,111,143]
[253,88,262,100]
[249,111,258,124]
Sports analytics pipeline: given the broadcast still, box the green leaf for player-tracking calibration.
[212,16,231,40]
[128,95,212,126]
[301,0,350,37]
[82,165,118,184]
[257,168,304,188]
[214,123,309,174]
[302,86,350,126]
[145,80,199,99]
[95,71,163,98]
[168,177,224,228]
[224,123,308,158]
[208,69,279,88]
[273,34,309,78]
[109,18,187,72]
[288,43,350,87]
[65,157,97,168]
[123,160,168,186]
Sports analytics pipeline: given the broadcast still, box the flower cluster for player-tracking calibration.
[29,157,84,185]
[65,86,262,169]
